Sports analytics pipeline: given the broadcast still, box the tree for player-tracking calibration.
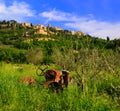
[26,48,43,65]
[107,36,110,41]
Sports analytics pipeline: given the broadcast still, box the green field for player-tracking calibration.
[0,62,120,111]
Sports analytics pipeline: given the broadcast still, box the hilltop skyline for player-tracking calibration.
[0,0,120,40]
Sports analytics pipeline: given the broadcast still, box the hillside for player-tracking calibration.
[0,20,120,65]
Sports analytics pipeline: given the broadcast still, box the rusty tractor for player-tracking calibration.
[36,65,70,92]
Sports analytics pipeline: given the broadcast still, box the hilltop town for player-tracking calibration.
[21,22,84,36]
[0,20,84,37]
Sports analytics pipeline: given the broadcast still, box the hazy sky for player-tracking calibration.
[0,0,120,40]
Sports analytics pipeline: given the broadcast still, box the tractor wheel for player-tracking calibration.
[48,82,63,92]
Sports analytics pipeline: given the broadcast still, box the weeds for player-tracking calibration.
[0,49,120,111]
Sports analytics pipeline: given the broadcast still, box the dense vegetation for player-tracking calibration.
[0,20,120,111]
[0,20,120,64]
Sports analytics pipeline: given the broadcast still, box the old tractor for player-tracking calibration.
[36,65,70,92]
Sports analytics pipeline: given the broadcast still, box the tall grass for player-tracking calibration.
[0,62,120,111]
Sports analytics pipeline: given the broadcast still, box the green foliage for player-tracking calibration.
[52,48,76,70]
[15,41,33,49]
[0,48,27,63]
[26,48,43,65]
[0,63,119,111]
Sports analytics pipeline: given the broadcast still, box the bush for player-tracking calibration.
[26,48,43,65]
[0,48,27,63]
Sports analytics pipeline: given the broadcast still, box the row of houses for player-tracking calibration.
[21,22,84,36]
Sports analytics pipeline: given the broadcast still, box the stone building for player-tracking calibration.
[75,30,84,36]
[34,24,47,35]
[70,30,75,35]
[54,26,63,31]
[21,22,31,27]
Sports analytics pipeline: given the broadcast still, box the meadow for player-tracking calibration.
[0,60,120,111]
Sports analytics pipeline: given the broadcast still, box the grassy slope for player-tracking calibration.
[0,62,120,111]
